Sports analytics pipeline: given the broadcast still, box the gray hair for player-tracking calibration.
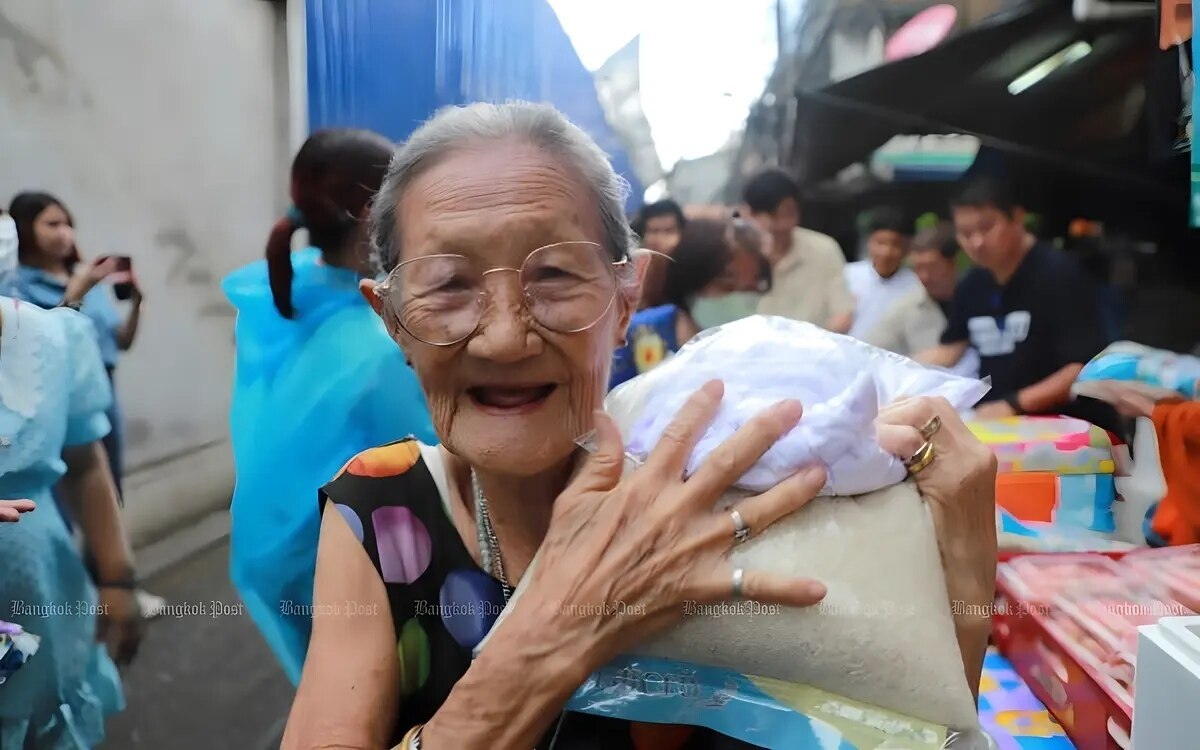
[369,101,637,280]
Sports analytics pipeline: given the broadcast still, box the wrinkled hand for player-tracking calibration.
[518,380,828,679]
[0,498,36,522]
[876,396,997,697]
[875,396,998,583]
[64,257,120,303]
[96,586,142,666]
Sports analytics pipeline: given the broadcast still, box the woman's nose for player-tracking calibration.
[468,278,541,363]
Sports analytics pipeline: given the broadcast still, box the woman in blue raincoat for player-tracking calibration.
[224,129,435,684]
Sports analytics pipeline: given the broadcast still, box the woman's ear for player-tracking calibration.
[359,278,384,315]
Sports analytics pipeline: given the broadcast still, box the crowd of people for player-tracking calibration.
[0,98,1196,750]
[621,169,1121,437]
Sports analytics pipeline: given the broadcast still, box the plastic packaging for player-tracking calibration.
[608,316,991,495]
[479,319,988,742]
[0,622,40,686]
[1073,341,1200,401]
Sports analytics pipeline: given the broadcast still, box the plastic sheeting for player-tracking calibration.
[305,0,644,212]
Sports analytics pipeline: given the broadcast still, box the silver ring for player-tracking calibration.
[730,509,751,545]
[731,568,745,598]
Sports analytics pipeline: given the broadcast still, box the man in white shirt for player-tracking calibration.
[743,168,855,332]
[845,208,922,340]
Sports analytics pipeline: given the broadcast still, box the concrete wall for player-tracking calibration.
[0,0,291,546]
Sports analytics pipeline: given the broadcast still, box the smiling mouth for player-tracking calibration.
[467,384,557,414]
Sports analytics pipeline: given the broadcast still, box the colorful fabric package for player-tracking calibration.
[970,417,1117,533]
[1072,341,1200,402]
[967,417,1115,475]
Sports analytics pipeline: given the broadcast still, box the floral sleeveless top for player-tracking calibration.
[319,439,755,750]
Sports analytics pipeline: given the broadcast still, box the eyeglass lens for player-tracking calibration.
[387,241,618,344]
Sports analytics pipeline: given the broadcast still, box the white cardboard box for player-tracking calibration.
[1132,615,1200,749]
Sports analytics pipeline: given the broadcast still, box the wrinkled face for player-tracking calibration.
[379,140,635,476]
[642,214,682,256]
[750,197,799,252]
[31,204,75,261]
[952,204,1026,273]
[867,229,908,279]
[910,248,958,301]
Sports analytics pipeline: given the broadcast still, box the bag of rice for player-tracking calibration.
[479,316,990,744]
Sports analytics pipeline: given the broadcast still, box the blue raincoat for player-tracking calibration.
[223,248,435,684]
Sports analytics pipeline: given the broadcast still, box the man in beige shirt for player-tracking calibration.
[863,225,958,356]
[742,168,855,332]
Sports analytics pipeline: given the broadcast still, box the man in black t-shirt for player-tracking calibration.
[918,180,1117,429]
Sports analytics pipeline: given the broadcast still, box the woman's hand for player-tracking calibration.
[875,396,998,698]
[96,585,142,666]
[64,256,120,304]
[0,498,36,522]
[512,380,827,680]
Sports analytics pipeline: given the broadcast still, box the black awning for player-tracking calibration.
[790,1,1175,201]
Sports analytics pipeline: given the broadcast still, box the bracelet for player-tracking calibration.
[400,724,424,749]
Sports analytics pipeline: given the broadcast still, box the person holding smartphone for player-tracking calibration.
[8,192,143,502]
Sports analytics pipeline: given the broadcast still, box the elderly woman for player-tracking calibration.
[282,102,997,750]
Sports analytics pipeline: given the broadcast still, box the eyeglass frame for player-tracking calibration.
[376,240,632,347]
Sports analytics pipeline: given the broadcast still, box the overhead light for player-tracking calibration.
[1007,41,1093,95]
[643,180,669,203]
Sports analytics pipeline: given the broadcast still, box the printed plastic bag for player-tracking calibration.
[609,316,990,495]
[1072,341,1200,402]
[0,622,40,686]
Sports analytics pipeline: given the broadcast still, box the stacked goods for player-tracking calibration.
[970,417,1119,535]
[1073,341,1200,402]
[994,547,1200,749]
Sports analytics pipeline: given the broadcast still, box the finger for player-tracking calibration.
[686,399,804,497]
[0,508,19,522]
[875,423,924,460]
[708,464,826,544]
[644,380,724,477]
[693,568,827,608]
[571,411,627,493]
[2,499,36,513]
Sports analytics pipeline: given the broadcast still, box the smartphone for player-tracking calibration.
[100,255,135,300]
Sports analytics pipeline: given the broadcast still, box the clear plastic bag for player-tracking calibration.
[607,316,991,495]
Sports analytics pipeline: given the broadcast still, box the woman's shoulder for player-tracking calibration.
[320,438,443,514]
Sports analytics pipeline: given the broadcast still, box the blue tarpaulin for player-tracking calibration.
[306,0,644,212]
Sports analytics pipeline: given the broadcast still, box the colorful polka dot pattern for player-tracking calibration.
[345,441,420,478]
[397,618,430,696]
[372,506,432,584]
[438,569,505,649]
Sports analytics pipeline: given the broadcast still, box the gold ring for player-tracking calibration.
[905,440,935,475]
[919,415,942,441]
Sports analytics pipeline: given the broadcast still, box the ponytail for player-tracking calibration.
[266,206,306,319]
[267,129,394,319]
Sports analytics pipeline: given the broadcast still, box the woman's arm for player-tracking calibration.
[59,440,142,664]
[284,510,584,750]
[115,293,142,351]
[60,441,134,583]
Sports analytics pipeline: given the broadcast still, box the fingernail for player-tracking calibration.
[701,380,724,396]
[777,399,803,422]
[799,464,825,481]
[805,581,827,600]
